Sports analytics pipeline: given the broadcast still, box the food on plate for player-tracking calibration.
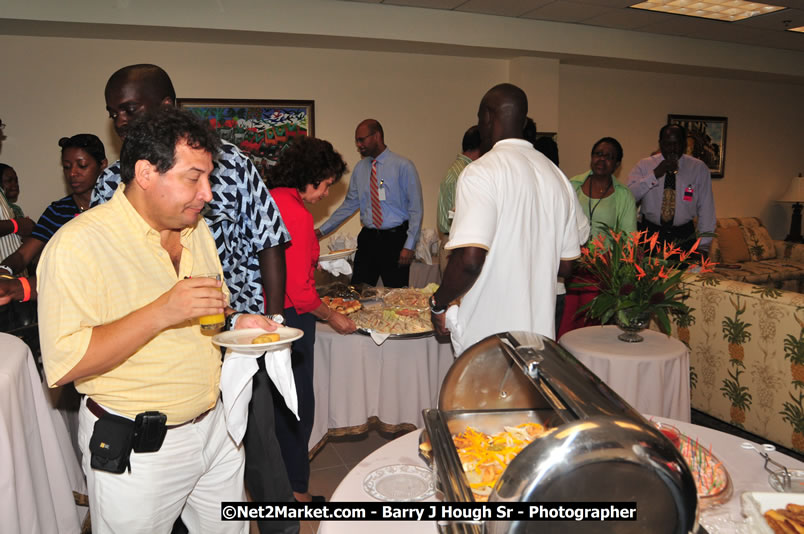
[764,504,804,533]
[382,283,439,309]
[352,307,432,334]
[678,434,729,497]
[318,282,361,301]
[321,296,362,314]
[452,423,548,502]
[252,332,281,344]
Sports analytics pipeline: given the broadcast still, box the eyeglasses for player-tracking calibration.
[355,132,375,144]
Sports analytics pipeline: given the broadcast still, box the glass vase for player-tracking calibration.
[615,312,651,343]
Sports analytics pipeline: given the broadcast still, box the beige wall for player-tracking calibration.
[0,35,505,243]
[1,34,803,243]
[558,64,804,239]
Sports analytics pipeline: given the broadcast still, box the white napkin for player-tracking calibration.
[329,234,358,255]
[414,228,439,265]
[369,331,391,345]
[219,347,298,446]
[445,305,464,356]
[263,347,299,419]
[319,258,353,276]
[219,350,259,446]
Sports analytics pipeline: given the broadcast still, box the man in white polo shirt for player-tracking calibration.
[430,83,583,354]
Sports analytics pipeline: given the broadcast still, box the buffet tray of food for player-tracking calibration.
[319,284,440,337]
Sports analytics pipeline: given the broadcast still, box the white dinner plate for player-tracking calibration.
[212,327,303,353]
[319,248,357,262]
[363,464,434,502]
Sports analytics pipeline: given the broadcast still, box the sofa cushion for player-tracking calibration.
[717,226,751,263]
[742,224,777,261]
[711,259,804,291]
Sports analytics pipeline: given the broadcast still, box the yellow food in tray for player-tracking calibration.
[453,423,548,502]
[765,504,804,533]
[252,333,280,344]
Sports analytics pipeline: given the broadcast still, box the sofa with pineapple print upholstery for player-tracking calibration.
[708,217,804,292]
[666,272,804,452]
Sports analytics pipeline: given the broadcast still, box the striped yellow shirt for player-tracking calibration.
[37,186,228,423]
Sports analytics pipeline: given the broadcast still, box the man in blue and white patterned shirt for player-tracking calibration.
[91,64,298,534]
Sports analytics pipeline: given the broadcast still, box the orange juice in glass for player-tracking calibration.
[197,273,225,331]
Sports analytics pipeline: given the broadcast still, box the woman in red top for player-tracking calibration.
[267,136,355,503]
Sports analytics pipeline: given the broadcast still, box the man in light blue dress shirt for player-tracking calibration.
[316,119,423,287]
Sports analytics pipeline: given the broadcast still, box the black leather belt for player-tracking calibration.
[86,397,212,429]
[362,221,408,235]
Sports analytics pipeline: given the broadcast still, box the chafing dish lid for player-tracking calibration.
[439,331,642,423]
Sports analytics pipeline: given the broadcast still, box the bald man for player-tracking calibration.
[430,83,583,354]
[316,119,423,287]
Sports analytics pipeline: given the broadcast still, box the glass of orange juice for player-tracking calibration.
[197,273,225,331]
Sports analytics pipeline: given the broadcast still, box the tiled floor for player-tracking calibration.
[248,429,403,534]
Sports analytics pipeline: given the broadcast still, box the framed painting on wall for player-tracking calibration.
[667,114,727,178]
[178,98,315,180]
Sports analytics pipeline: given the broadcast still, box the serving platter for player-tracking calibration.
[356,327,434,339]
[212,327,303,352]
[319,248,356,262]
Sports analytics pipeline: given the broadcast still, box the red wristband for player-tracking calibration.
[10,219,18,234]
[18,276,31,302]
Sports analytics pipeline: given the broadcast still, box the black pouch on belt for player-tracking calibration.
[89,413,135,474]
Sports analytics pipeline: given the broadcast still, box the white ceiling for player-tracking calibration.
[342,0,804,51]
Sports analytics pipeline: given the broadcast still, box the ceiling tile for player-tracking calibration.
[736,8,804,29]
[455,0,553,17]
[520,1,616,22]
[383,0,465,8]
[636,12,730,36]
[567,0,636,6]
[582,7,669,28]
[761,27,804,48]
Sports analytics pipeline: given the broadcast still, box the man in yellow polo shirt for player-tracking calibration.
[37,108,278,533]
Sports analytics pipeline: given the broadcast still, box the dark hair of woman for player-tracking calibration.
[591,136,624,164]
[266,137,347,191]
[58,134,107,165]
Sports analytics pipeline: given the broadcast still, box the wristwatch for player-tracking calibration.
[225,312,243,331]
[429,295,447,315]
[268,314,285,325]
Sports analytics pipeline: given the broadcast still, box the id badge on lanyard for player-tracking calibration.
[683,185,694,202]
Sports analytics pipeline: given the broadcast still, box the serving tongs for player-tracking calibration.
[741,442,792,491]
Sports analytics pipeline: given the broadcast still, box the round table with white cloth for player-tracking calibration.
[559,325,691,421]
[310,324,454,454]
[319,417,804,534]
[0,333,86,533]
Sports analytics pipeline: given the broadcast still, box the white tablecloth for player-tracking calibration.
[310,324,454,452]
[0,333,86,533]
[320,417,804,533]
[559,325,691,421]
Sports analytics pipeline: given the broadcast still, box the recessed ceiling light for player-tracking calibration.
[630,0,785,22]
[788,26,804,32]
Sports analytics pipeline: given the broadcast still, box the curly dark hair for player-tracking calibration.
[120,108,221,184]
[265,136,347,191]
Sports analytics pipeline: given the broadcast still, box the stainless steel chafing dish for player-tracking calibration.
[423,331,699,534]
